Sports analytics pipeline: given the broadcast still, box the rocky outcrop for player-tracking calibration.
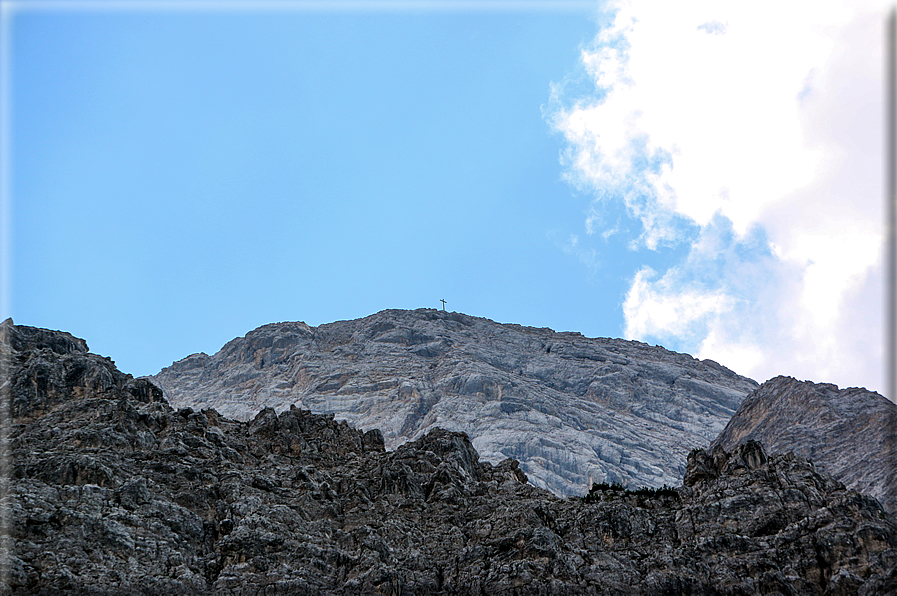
[150,308,758,496]
[5,321,897,595]
[711,376,897,515]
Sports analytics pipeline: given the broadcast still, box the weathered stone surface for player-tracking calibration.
[150,308,758,496]
[711,376,897,515]
[5,321,897,595]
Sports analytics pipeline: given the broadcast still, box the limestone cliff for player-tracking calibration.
[711,375,897,515]
[150,308,758,496]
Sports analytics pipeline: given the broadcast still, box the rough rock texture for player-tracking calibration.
[711,375,897,515]
[150,309,758,496]
[5,320,897,595]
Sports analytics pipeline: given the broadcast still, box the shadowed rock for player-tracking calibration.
[4,322,897,595]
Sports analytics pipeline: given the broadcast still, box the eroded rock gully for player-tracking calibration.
[3,320,897,595]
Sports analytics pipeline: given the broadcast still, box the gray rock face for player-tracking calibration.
[5,321,897,595]
[150,308,758,497]
[711,375,897,515]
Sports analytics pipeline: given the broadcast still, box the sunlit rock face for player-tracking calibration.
[151,308,758,496]
[711,375,897,515]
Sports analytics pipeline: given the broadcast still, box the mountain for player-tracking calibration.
[5,319,897,595]
[711,375,897,515]
[150,308,759,497]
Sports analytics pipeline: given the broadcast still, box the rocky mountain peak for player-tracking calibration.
[711,375,897,514]
[1,317,88,356]
[151,308,759,497]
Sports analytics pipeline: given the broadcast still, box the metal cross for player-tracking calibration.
[440,299,447,311]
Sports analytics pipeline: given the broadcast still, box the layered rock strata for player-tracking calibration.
[5,321,897,595]
[150,308,758,496]
[711,375,897,515]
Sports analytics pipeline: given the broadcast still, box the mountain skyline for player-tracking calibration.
[4,0,890,397]
[8,316,897,594]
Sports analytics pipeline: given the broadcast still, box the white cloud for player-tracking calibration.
[550,0,889,395]
[623,265,735,342]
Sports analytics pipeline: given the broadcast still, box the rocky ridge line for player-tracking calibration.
[5,320,897,595]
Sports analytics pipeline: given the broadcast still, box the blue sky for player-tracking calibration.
[2,1,890,396]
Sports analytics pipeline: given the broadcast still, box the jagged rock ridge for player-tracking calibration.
[4,320,897,595]
[150,308,758,496]
[711,375,897,515]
